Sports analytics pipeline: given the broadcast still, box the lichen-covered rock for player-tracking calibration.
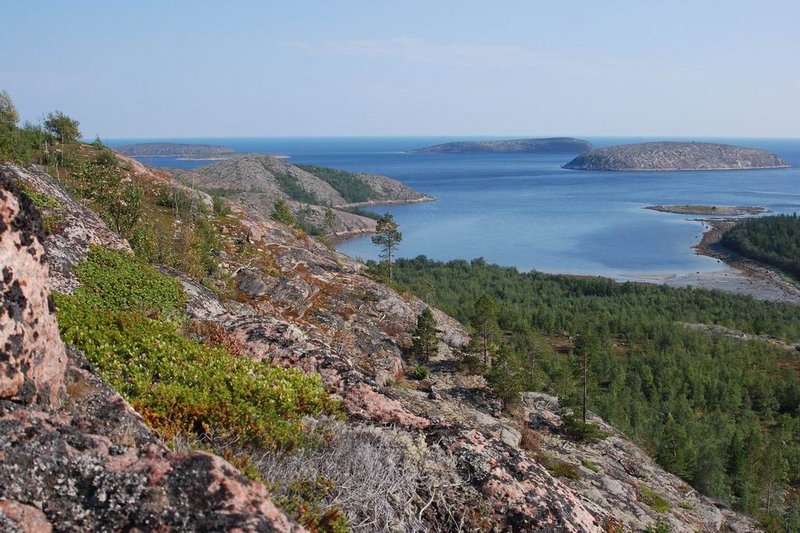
[1,163,130,294]
[0,399,303,532]
[0,174,66,408]
[0,166,302,532]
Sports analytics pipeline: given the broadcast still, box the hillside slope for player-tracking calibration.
[564,141,789,171]
[0,159,762,531]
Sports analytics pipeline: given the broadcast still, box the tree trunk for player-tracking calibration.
[582,350,588,423]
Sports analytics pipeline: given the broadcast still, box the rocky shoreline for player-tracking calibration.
[665,218,800,305]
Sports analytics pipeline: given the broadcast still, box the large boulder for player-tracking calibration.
[0,174,66,408]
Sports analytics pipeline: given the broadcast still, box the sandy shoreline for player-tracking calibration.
[664,218,800,305]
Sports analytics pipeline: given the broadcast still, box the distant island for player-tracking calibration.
[411,137,593,154]
[563,141,789,171]
[646,204,768,216]
[116,142,234,158]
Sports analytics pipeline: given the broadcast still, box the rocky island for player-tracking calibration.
[563,141,789,171]
[116,142,234,158]
[412,137,593,154]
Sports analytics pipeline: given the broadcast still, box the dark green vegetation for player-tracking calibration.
[393,256,800,530]
[722,214,800,281]
[273,171,319,204]
[296,164,375,204]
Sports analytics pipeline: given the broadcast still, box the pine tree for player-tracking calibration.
[0,90,19,129]
[371,213,402,282]
[472,294,499,366]
[486,344,532,410]
[412,307,438,363]
[43,110,81,146]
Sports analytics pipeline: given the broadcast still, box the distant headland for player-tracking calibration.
[645,204,768,216]
[411,137,593,154]
[116,142,234,158]
[563,141,789,171]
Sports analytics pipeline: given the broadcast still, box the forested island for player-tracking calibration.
[412,137,593,154]
[564,141,789,171]
[116,142,234,157]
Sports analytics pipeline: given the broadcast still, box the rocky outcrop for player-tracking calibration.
[412,137,594,154]
[176,155,431,237]
[564,141,789,171]
[0,175,66,408]
[1,163,131,294]
[0,172,302,532]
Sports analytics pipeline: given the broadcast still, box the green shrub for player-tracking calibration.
[645,520,671,533]
[212,194,232,216]
[156,186,193,212]
[539,453,580,479]
[559,414,609,444]
[637,484,671,513]
[56,246,338,451]
[272,199,297,226]
[580,458,601,472]
[56,297,337,450]
[408,365,430,380]
[71,246,186,320]
[461,353,485,375]
[17,182,61,210]
[274,477,349,533]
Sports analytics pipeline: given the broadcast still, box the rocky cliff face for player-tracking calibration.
[564,142,789,171]
[0,171,302,532]
[0,161,763,531]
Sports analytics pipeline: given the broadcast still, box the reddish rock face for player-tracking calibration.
[0,174,66,408]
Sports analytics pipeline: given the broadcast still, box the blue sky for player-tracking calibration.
[2,1,798,138]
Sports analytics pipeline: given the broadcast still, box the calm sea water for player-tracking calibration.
[106,137,800,280]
